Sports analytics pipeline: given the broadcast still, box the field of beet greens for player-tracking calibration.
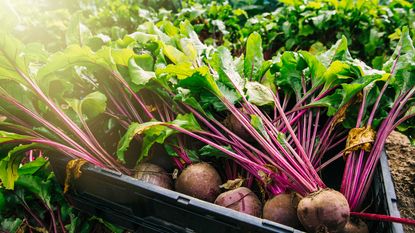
[0,0,414,232]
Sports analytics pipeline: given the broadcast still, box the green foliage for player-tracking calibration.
[244,32,265,81]
[117,114,202,165]
[66,91,108,121]
[0,157,122,232]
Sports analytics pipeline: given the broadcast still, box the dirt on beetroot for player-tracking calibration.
[385,131,415,233]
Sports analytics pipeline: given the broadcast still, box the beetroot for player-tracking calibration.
[297,189,349,233]
[341,218,368,233]
[175,163,222,202]
[223,113,252,142]
[134,163,173,190]
[263,193,302,229]
[214,187,261,217]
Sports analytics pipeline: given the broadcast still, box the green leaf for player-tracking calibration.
[214,83,239,110]
[156,62,208,79]
[309,72,383,116]
[163,45,191,64]
[179,38,198,62]
[15,174,52,207]
[299,51,327,85]
[210,46,245,93]
[171,113,202,132]
[116,32,156,48]
[159,21,179,37]
[37,74,74,99]
[66,91,107,121]
[89,216,124,233]
[317,36,352,67]
[128,57,156,91]
[176,68,222,97]
[307,90,343,116]
[174,87,207,115]
[111,48,135,67]
[199,145,230,159]
[86,34,111,51]
[0,218,22,232]
[199,91,228,112]
[0,81,38,113]
[0,189,5,211]
[255,60,272,82]
[322,60,353,91]
[276,52,304,96]
[133,54,154,71]
[396,116,415,146]
[38,45,114,78]
[383,27,415,96]
[66,13,92,46]
[251,115,269,140]
[0,32,27,78]
[244,32,264,81]
[18,157,48,176]
[0,143,39,189]
[261,69,277,93]
[139,112,201,161]
[116,121,163,163]
[139,124,174,163]
[339,74,383,107]
[142,22,172,45]
[245,81,274,106]
[0,131,33,144]
[117,114,201,164]
[179,21,206,56]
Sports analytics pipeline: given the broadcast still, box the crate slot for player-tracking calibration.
[177,196,191,205]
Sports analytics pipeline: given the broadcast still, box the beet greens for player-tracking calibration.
[341,27,415,211]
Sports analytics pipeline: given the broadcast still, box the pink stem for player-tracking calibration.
[351,212,415,225]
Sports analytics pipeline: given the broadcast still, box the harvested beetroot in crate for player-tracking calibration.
[50,151,403,233]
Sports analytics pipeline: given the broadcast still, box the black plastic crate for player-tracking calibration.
[370,152,404,233]
[49,151,403,233]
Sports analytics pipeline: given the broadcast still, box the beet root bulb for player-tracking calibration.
[134,163,173,190]
[263,192,302,229]
[175,163,222,202]
[223,114,253,142]
[297,189,350,233]
[214,187,261,217]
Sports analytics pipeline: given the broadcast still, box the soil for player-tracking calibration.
[385,131,415,233]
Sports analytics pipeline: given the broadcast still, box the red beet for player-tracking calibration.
[214,187,262,217]
[263,193,302,229]
[297,189,350,233]
[223,113,253,142]
[175,163,222,202]
[134,163,173,190]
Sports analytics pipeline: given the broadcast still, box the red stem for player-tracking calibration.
[111,71,154,119]
[56,204,67,233]
[14,191,47,229]
[367,48,400,126]
[351,212,415,225]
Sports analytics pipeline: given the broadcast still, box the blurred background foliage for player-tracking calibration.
[1,0,413,65]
